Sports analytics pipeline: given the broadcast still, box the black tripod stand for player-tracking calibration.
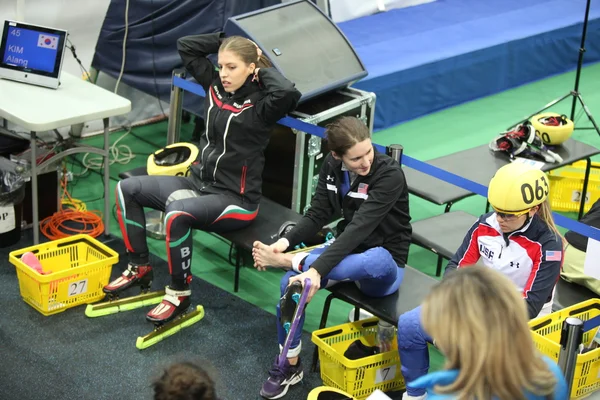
[511,0,600,136]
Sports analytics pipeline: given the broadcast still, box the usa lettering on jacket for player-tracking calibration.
[463,214,547,294]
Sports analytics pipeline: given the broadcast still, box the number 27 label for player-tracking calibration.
[375,365,397,384]
[68,279,88,297]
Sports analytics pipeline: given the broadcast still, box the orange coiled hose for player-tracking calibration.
[40,174,104,239]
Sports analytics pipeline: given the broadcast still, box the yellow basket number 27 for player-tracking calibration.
[68,279,88,297]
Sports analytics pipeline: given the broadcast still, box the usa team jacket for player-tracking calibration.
[177,33,301,205]
[444,212,563,318]
[284,150,412,278]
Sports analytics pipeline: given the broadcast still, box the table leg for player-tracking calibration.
[578,158,592,220]
[103,118,110,236]
[31,131,39,244]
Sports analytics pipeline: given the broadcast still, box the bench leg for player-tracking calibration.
[311,293,336,373]
[234,245,241,293]
[444,202,453,213]
[436,255,443,277]
[579,158,592,220]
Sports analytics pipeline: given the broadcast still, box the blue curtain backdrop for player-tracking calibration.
[92,0,281,115]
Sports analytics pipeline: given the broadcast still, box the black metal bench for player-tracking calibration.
[216,197,302,292]
[411,210,478,276]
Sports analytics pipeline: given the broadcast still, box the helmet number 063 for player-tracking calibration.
[520,176,549,205]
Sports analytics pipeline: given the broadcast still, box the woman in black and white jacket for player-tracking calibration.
[105,32,301,325]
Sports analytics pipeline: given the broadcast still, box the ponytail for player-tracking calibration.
[257,54,272,69]
[537,199,565,246]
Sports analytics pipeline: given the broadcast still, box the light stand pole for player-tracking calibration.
[509,0,600,137]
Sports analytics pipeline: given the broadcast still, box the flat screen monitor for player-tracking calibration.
[0,20,68,89]
[225,0,367,102]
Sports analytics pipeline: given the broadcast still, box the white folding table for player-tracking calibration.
[0,72,131,244]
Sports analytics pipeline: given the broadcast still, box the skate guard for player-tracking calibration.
[136,305,205,350]
[85,290,165,318]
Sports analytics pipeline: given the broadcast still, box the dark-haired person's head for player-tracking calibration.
[326,116,373,176]
[152,362,216,400]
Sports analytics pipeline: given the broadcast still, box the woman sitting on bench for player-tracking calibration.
[104,33,301,325]
[561,197,600,295]
[252,116,412,399]
[411,266,568,399]
[398,162,564,400]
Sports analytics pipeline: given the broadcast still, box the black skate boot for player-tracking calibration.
[280,281,303,335]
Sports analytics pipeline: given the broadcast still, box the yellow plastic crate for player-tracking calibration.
[548,161,600,213]
[529,299,600,399]
[9,234,119,316]
[312,317,404,399]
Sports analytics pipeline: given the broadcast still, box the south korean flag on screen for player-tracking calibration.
[37,34,58,50]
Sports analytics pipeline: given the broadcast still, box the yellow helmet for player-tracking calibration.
[147,142,199,177]
[488,163,550,212]
[529,112,574,145]
[307,386,356,400]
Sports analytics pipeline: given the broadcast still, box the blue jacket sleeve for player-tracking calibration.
[543,356,569,400]
[523,232,563,319]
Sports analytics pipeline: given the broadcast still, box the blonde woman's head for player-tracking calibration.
[421,267,557,400]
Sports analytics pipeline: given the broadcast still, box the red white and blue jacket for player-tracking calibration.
[444,212,563,318]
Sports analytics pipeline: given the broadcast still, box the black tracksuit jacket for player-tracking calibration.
[284,150,412,277]
[177,33,301,205]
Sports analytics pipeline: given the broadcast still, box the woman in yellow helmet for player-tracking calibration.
[398,162,564,400]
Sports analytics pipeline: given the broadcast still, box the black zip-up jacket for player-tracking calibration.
[177,33,301,204]
[284,150,412,277]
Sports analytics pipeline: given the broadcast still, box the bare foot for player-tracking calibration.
[253,241,291,269]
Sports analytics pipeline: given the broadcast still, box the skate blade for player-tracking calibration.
[135,305,205,350]
[85,290,165,318]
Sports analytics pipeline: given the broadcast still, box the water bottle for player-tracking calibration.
[377,320,396,353]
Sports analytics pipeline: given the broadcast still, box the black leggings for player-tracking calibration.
[115,175,258,289]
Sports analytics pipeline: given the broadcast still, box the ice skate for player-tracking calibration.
[86,265,163,318]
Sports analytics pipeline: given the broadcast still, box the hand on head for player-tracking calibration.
[247,39,262,60]
[252,68,260,82]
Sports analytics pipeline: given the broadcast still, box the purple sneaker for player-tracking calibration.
[260,357,303,399]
